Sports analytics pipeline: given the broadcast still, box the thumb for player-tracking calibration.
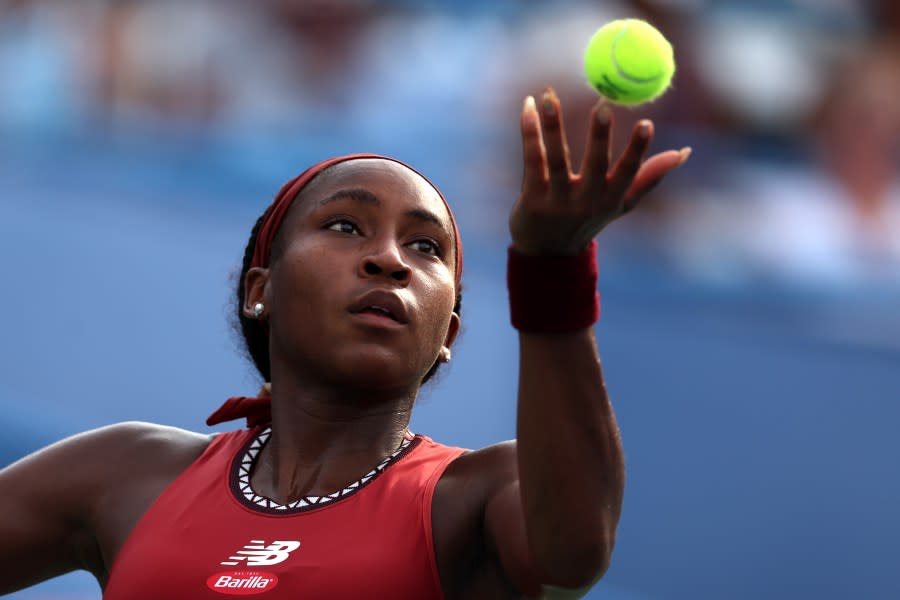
[624,147,690,209]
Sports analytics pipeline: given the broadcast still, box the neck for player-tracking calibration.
[250,369,418,505]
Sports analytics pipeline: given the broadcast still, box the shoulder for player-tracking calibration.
[432,439,518,522]
[0,422,215,589]
[6,421,213,489]
[39,421,213,480]
[80,423,217,579]
[430,439,518,519]
[441,439,517,487]
[7,421,216,525]
[432,441,531,597]
[86,421,213,464]
[433,440,520,552]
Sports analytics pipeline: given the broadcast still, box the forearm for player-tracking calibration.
[516,328,624,586]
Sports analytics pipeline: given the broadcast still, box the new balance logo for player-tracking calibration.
[220,540,301,566]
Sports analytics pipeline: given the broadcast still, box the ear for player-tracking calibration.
[442,311,461,353]
[242,266,270,317]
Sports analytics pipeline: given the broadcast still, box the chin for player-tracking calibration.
[331,349,423,393]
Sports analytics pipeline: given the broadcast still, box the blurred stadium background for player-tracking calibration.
[2,0,899,598]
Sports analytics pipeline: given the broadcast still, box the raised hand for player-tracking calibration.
[509,88,691,256]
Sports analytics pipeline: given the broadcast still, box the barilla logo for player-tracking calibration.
[207,540,300,595]
[206,571,278,595]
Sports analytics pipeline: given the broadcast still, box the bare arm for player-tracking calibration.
[487,89,690,595]
[0,422,210,594]
[516,329,622,588]
[0,427,114,593]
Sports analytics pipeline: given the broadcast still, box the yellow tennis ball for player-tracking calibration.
[583,18,675,106]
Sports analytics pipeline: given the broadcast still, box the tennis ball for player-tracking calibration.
[583,18,675,106]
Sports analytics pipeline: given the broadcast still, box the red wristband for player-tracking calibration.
[507,240,600,333]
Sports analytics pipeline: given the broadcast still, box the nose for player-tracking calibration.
[359,238,411,284]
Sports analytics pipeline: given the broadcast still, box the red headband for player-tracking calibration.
[251,153,463,288]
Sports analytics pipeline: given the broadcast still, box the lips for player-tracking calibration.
[348,290,409,325]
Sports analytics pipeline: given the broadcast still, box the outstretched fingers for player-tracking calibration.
[580,100,613,191]
[518,92,690,231]
[606,119,654,206]
[538,88,573,200]
[520,95,547,197]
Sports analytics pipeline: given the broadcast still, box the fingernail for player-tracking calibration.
[542,89,556,117]
[595,102,610,126]
[523,95,536,114]
[636,120,652,140]
[678,146,692,166]
[522,95,539,127]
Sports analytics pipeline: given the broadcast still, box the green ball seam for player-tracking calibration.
[611,27,666,85]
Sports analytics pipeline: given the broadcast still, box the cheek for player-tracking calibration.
[270,245,341,314]
[419,278,457,339]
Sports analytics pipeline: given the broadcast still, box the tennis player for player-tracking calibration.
[0,91,689,599]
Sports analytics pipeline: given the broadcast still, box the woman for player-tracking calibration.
[0,91,689,599]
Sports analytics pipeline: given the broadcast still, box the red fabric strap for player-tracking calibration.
[507,240,600,333]
[206,396,272,428]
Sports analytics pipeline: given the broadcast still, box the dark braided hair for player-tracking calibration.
[236,211,272,381]
[235,208,462,385]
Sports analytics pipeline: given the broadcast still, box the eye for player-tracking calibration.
[408,238,441,257]
[325,219,360,235]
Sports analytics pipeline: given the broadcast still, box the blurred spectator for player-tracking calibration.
[0,0,99,132]
[660,15,900,291]
[95,0,228,127]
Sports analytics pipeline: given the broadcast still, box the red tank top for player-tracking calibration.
[103,426,465,599]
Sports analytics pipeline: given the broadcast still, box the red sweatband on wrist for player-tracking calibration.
[507,240,600,333]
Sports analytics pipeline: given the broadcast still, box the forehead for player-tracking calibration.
[298,158,450,222]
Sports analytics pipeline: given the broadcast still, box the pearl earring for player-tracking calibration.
[439,348,452,363]
[252,302,265,318]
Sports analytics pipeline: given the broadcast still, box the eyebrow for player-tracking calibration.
[320,187,380,208]
[319,187,451,234]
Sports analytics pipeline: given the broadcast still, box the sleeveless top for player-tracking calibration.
[103,426,466,599]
